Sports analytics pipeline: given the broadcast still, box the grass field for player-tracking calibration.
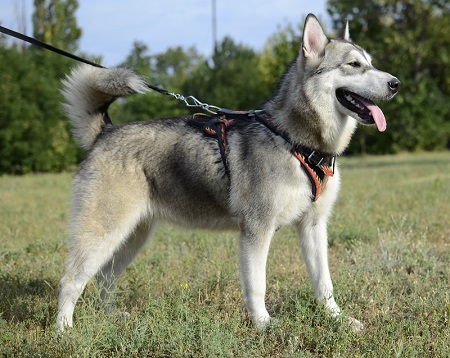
[0,152,449,357]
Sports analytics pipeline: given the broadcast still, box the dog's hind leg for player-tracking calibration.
[96,219,157,313]
[56,173,150,331]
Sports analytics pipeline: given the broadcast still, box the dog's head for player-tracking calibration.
[301,14,400,132]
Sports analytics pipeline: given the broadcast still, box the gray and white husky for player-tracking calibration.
[56,14,400,331]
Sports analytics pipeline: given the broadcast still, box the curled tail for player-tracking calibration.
[61,64,148,150]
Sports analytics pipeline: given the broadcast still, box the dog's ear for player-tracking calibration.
[302,14,329,60]
[341,18,351,41]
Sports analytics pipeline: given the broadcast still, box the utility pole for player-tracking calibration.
[212,0,217,51]
[14,0,27,51]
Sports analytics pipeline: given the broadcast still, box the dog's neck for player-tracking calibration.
[263,104,357,155]
[263,63,357,155]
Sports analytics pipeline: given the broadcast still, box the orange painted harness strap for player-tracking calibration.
[291,148,334,202]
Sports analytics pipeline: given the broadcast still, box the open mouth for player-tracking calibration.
[336,89,386,132]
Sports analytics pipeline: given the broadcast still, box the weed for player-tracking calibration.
[0,153,449,356]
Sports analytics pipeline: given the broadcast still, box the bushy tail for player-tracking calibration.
[61,64,148,150]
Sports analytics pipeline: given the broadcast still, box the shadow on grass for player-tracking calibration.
[0,274,58,326]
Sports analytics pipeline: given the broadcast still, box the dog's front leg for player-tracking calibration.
[297,218,364,332]
[296,219,341,316]
[239,224,274,330]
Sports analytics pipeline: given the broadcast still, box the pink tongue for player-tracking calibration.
[362,99,386,132]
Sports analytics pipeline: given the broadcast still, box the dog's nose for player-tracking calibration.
[388,77,401,93]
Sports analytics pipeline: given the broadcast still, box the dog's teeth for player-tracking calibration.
[345,94,357,106]
[345,94,366,110]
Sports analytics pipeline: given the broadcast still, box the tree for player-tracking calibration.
[32,0,81,51]
[259,22,303,96]
[154,46,203,91]
[121,41,152,76]
[112,43,203,123]
[184,37,266,111]
[0,47,79,173]
[0,0,83,173]
[327,0,450,153]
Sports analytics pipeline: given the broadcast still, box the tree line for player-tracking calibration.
[0,0,449,174]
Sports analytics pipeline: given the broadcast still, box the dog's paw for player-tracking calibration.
[112,310,131,321]
[118,311,131,318]
[254,316,278,331]
[347,316,364,333]
[107,309,131,320]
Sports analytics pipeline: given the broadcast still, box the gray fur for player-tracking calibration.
[56,14,399,331]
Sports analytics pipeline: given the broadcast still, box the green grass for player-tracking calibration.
[0,152,449,357]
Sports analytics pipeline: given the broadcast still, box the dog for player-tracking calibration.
[56,14,400,331]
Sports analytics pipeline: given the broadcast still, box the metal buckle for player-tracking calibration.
[308,151,323,166]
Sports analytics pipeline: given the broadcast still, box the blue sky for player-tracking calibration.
[1,0,330,66]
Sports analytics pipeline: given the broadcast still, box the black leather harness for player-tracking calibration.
[188,109,336,202]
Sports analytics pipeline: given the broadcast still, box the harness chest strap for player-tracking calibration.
[190,113,236,178]
[188,110,336,202]
[251,110,336,202]
[291,148,335,202]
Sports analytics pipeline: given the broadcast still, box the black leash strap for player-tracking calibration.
[0,25,104,68]
[0,25,171,96]
[0,25,223,112]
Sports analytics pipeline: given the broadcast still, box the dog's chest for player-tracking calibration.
[228,151,315,227]
[272,165,316,226]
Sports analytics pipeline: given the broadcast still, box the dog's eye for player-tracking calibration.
[348,61,361,68]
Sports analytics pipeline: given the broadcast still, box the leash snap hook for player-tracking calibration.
[182,95,221,115]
